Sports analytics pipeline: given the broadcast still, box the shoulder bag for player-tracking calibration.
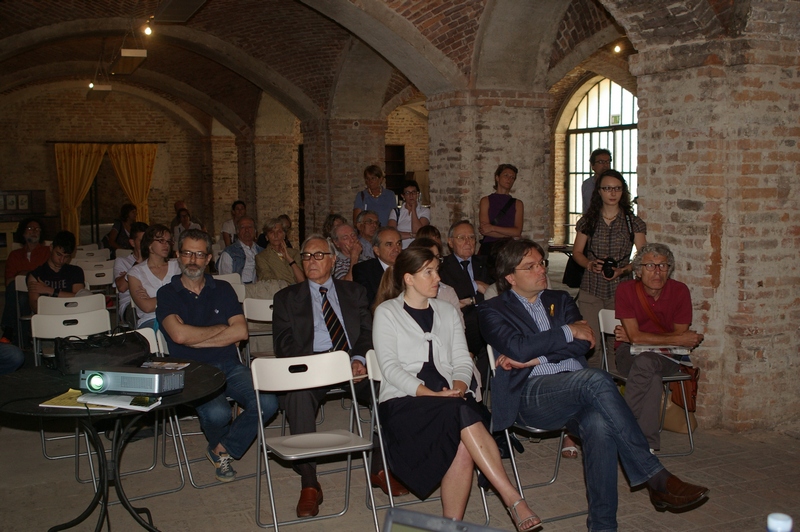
[54,329,151,375]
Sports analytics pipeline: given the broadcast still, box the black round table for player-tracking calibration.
[0,360,225,531]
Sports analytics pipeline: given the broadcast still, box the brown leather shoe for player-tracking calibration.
[648,475,709,510]
[296,484,323,517]
[370,470,409,497]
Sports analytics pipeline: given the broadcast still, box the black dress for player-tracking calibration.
[378,303,485,499]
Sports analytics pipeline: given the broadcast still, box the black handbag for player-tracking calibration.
[54,329,151,375]
[562,233,589,288]
[561,256,585,288]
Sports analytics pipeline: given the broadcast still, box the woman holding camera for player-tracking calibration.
[573,169,646,373]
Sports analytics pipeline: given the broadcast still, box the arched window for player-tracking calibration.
[566,79,638,243]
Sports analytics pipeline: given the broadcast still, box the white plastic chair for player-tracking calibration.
[74,259,116,271]
[251,351,379,531]
[76,243,99,251]
[37,293,106,316]
[598,309,695,457]
[115,248,133,259]
[73,248,111,261]
[243,298,274,363]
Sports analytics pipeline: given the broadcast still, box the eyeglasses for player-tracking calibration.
[594,159,612,166]
[600,186,622,192]
[361,220,379,226]
[403,190,419,196]
[155,238,174,245]
[642,263,670,271]
[515,260,549,272]
[25,226,41,231]
[453,234,476,242]
[179,250,208,260]
[300,251,332,261]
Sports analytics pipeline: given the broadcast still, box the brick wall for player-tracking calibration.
[301,118,386,233]
[633,44,800,430]
[427,90,551,243]
[254,135,300,244]
[385,106,429,199]
[0,86,208,236]
[209,136,239,239]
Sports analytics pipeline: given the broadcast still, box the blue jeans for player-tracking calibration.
[195,358,279,460]
[516,368,663,532]
[0,343,25,375]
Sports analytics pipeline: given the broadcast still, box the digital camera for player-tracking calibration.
[602,258,618,279]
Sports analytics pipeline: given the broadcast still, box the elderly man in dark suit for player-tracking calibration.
[273,234,406,518]
[353,226,402,307]
[478,239,709,532]
[438,220,494,377]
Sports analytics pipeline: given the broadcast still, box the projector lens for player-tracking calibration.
[87,373,105,392]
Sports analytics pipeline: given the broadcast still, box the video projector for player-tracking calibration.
[79,367,185,396]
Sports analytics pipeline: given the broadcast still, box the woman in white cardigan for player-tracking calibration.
[373,247,539,531]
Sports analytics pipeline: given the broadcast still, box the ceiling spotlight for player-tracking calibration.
[89,82,94,89]
[144,21,152,36]
[614,45,621,53]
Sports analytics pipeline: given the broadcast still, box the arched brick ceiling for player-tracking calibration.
[1,0,747,136]
[550,0,620,69]
[599,0,727,49]
[378,0,484,77]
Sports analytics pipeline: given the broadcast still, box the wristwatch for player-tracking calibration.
[52,288,60,297]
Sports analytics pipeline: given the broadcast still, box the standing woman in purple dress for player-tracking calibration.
[478,164,524,259]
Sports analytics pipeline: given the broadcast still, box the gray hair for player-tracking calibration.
[301,234,336,256]
[178,228,213,254]
[631,243,675,277]
[236,216,256,230]
[356,210,379,224]
[447,219,474,239]
[372,226,401,247]
[331,223,355,242]
[261,217,283,233]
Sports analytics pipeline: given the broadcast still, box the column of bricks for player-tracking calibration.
[427,90,552,242]
[209,136,239,239]
[631,38,800,430]
[301,118,387,233]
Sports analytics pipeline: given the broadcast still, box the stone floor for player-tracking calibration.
[1,403,799,532]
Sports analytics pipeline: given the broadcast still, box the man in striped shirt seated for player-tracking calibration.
[478,239,709,532]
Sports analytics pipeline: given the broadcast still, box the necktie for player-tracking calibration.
[319,287,349,352]
[460,260,476,296]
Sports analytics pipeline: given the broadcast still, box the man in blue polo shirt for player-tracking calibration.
[157,229,278,482]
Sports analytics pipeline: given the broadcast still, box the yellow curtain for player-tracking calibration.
[108,144,158,224]
[55,143,108,246]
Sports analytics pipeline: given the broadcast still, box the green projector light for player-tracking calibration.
[86,373,106,393]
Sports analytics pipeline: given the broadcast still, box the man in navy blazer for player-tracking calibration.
[478,239,709,531]
[273,234,406,518]
[439,220,494,377]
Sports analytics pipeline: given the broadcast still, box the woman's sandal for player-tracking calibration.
[560,445,579,459]
[507,498,542,531]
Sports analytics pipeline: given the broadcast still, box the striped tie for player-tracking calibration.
[319,287,349,352]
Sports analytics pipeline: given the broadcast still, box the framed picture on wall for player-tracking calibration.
[6,195,16,210]
[18,194,29,210]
